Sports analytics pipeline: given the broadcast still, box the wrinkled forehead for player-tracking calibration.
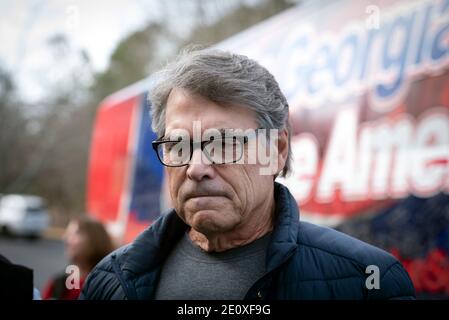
[164,88,259,136]
[163,127,257,140]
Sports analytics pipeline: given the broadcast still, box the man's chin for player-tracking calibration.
[188,210,235,234]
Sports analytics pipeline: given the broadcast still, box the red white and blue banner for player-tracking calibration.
[87,0,449,298]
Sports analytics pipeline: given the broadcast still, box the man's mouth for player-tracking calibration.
[187,194,225,200]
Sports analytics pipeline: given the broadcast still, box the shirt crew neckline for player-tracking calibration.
[180,230,272,263]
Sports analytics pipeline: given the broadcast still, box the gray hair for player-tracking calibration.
[148,48,292,177]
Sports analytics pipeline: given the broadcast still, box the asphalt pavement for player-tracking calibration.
[0,235,68,293]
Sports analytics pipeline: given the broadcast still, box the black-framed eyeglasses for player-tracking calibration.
[151,129,262,167]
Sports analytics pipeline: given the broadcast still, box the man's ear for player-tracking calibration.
[276,128,289,176]
[258,128,289,176]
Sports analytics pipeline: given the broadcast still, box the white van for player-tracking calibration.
[0,194,50,238]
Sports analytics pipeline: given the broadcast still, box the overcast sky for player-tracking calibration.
[0,0,255,102]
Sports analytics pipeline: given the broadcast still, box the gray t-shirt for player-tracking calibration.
[154,231,271,300]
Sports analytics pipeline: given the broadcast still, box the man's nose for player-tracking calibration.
[186,148,215,181]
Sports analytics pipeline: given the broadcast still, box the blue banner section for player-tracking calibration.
[371,194,449,256]
[337,193,449,298]
[129,93,164,222]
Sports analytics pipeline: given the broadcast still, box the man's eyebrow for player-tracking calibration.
[204,128,245,138]
[159,135,182,141]
[203,128,231,136]
[217,128,245,134]
[159,133,170,140]
[161,128,246,140]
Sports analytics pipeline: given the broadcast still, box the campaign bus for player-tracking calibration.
[87,0,449,298]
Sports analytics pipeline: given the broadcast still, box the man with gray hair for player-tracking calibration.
[80,49,415,300]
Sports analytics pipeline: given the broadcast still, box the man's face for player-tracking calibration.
[164,88,280,236]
